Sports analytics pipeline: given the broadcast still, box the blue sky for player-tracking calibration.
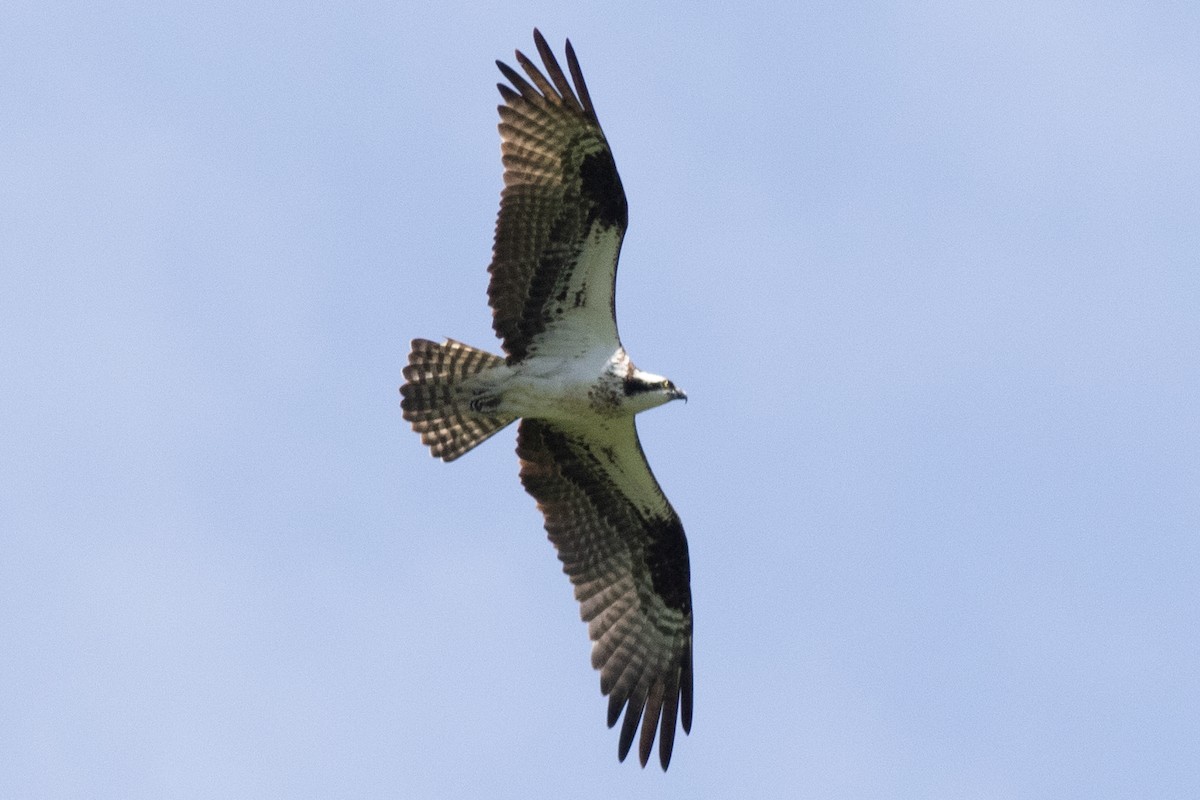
[3,2,1198,797]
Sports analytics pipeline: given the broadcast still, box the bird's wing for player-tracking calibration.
[516,417,693,769]
[489,29,628,362]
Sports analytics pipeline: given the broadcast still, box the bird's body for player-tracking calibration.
[400,30,693,770]
[477,346,676,419]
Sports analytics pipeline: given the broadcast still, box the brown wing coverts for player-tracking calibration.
[489,30,628,362]
[516,419,693,770]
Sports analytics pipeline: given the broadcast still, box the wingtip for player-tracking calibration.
[617,735,632,763]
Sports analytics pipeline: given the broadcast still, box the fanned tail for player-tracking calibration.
[400,339,515,461]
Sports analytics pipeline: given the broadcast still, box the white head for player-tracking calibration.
[622,367,687,414]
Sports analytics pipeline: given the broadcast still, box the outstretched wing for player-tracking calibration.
[516,418,693,770]
[489,29,628,363]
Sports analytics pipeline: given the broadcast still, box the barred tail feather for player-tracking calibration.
[400,338,515,461]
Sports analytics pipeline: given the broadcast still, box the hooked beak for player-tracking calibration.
[671,386,688,404]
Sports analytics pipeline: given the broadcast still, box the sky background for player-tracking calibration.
[3,2,1198,798]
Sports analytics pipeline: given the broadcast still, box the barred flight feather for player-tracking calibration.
[516,418,692,769]
[400,339,515,461]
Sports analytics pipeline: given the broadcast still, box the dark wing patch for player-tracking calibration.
[489,30,628,362]
[579,148,627,229]
[516,418,693,770]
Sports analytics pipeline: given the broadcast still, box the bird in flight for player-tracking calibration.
[400,29,693,770]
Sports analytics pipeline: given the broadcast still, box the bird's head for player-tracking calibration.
[623,369,687,413]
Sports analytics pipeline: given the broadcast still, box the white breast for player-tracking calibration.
[497,345,628,422]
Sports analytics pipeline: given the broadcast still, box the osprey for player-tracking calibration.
[400,30,693,770]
